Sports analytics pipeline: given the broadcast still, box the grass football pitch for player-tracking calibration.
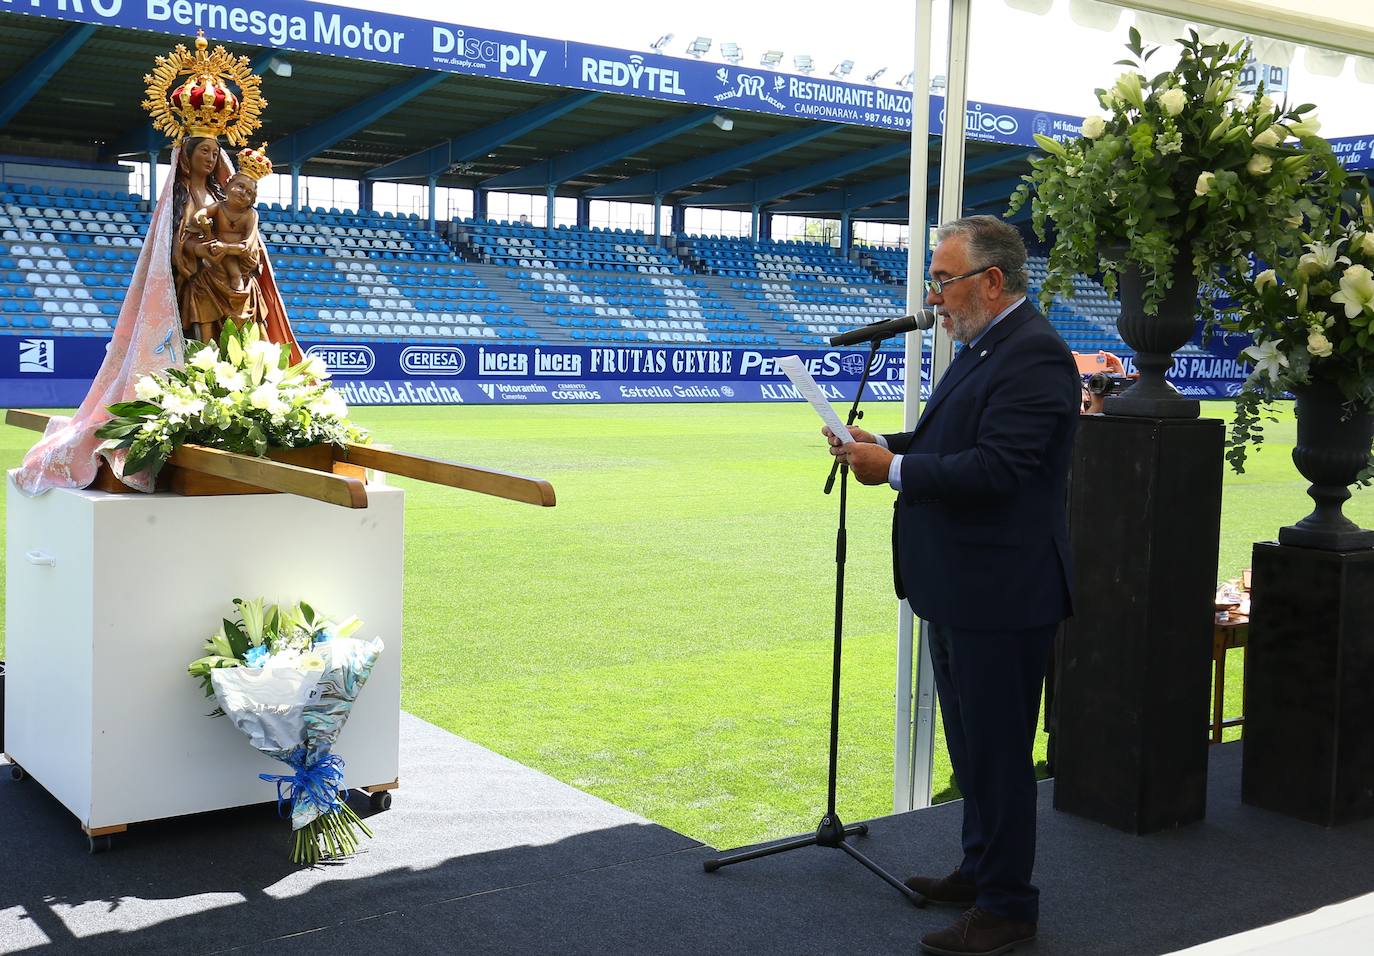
[1,401,1369,850]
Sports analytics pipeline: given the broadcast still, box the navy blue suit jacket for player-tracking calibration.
[884,300,1079,630]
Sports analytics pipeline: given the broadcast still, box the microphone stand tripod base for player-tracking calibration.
[700,337,926,909]
[702,812,925,906]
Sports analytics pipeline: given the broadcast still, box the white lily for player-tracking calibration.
[1330,264,1374,319]
[1113,72,1144,111]
[214,362,248,393]
[162,392,206,417]
[1286,115,1322,138]
[302,355,330,380]
[134,376,163,401]
[189,346,219,371]
[248,382,278,411]
[1241,339,1290,384]
[246,339,282,367]
[1298,240,1350,279]
[308,388,348,420]
[1349,231,1374,257]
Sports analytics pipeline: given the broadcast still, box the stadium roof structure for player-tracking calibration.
[0,5,1043,224]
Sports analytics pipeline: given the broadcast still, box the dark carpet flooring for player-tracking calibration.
[2,713,1371,955]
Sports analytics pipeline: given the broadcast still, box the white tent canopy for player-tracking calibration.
[1106,1,1374,58]
[896,0,1374,812]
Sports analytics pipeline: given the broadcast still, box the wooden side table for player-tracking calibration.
[1211,615,1248,743]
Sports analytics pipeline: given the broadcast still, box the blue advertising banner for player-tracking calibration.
[1327,135,1374,172]
[8,0,1374,160]
[0,0,1101,146]
[7,0,1374,165]
[0,334,1258,409]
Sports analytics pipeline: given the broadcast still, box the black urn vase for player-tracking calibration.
[1279,381,1374,551]
[1104,254,1200,419]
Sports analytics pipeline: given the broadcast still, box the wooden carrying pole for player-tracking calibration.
[5,409,555,510]
[172,443,367,509]
[336,443,555,507]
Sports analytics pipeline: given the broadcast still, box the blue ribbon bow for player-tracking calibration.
[259,748,347,819]
[155,330,177,364]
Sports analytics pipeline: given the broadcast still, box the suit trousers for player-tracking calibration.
[926,620,1056,924]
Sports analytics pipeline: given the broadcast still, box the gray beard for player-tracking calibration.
[949,301,995,344]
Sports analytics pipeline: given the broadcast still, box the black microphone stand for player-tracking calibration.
[704,336,925,907]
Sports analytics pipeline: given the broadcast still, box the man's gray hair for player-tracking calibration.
[935,216,1029,296]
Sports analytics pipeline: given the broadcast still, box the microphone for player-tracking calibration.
[828,309,937,347]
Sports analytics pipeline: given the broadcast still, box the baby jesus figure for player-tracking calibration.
[193,172,260,293]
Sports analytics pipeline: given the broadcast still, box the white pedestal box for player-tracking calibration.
[4,483,403,835]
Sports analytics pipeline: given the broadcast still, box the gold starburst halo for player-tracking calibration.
[142,30,266,147]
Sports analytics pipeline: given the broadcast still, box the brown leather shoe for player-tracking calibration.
[903,866,978,907]
[920,906,1037,955]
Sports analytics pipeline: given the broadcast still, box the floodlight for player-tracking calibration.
[830,59,854,79]
[793,54,814,75]
[686,37,712,58]
[931,74,948,94]
[266,55,292,78]
[721,42,742,64]
[864,67,887,84]
[650,33,673,52]
[712,114,734,131]
[760,50,784,68]
[897,71,914,88]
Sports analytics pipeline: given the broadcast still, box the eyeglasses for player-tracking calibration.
[924,265,993,296]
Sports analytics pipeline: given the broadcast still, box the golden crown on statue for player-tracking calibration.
[235,143,273,181]
[142,30,265,147]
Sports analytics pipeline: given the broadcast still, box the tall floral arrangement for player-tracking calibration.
[1008,29,1343,327]
[1222,200,1374,478]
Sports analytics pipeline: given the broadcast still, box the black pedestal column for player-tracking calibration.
[1242,544,1374,826]
[1053,416,1223,833]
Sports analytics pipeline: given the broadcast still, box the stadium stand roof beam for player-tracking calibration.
[367,92,601,182]
[680,142,909,208]
[770,148,1031,215]
[271,73,449,168]
[0,23,95,128]
[858,176,1025,223]
[480,108,723,191]
[584,125,836,201]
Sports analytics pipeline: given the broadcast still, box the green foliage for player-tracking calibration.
[1007,30,1345,329]
[1221,191,1374,478]
[184,596,361,705]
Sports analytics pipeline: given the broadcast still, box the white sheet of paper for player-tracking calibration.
[778,355,854,444]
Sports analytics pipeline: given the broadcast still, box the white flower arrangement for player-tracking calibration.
[96,320,368,480]
[1224,199,1374,477]
[1008,29,1344,324]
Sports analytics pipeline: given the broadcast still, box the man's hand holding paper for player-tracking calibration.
[822,425,892,486]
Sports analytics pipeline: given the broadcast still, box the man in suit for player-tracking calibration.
[826,216,1079,956]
